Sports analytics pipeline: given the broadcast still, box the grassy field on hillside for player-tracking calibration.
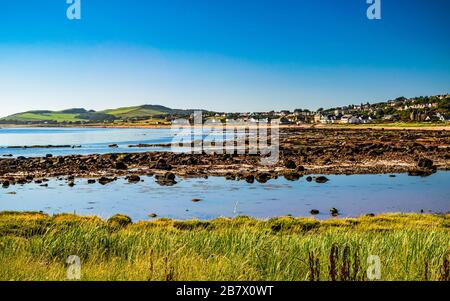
[0,105,174,123]
[102,106,165,118]
[2,112,84,122]
[0,212,448,281]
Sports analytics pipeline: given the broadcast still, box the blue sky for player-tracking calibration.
[0,0,449,116]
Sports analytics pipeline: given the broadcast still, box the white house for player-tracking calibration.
[340,115,361,124]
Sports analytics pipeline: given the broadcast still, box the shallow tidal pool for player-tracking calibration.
[1,172,449,221]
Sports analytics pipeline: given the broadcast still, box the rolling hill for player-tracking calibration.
[101,105,191,119]
[0,105,194,124]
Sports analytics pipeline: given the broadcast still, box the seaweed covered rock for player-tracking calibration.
[408,169,433,177]
[417,158,433,169]
[98,176,116,185]
[315,176,329,183]
[284,160,297,169]
[126,175,141,183]
[155,172,177,186]
[284,172,301,181]
[151,159,172,170]
[255,172,271,183]
[114,161,128,170]
[330,208,339,216]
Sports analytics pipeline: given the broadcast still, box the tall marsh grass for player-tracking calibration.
[0,212,448,281]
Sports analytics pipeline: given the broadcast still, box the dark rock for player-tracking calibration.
[2,181,10,188]
[148,213,158,218]
[98,176,116,185]
[155,172,177,186]
[417,158,433,169]
[225,173,236,180]
[126,175,141,183]
[408,169,433,177]
[109,144,119,148]
[366,213,375,217]
[306,176,313,182]
[87,179,96,184]
[115,161,128,170]
[191,198,201,202]
[245,175,255,183]
[152,159,172,170]
[315,176,329,183]
[164,172,176,181]
[284,173,301,181]
[296,165,305,172]
[284,160,297,169]
[330,208,339,216]
[310,209,320,215]
[16,178,28,185]
[46,154,53,158]
[68,181,75,187]
[255,172,271,183]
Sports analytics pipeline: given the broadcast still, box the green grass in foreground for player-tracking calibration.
[0,212,449,281]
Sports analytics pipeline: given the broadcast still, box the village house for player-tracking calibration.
[340,114,361,124]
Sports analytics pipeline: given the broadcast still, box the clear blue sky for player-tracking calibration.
[0,0,449,116]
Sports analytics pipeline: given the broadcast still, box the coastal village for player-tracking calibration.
[1,94,449,126]
[204,94,450,125]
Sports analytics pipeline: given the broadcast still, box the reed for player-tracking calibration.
[0,212,448,281]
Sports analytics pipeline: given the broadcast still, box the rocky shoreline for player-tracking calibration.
[1,128,449,187]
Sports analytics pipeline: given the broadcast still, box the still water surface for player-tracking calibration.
[0,127,203,157]
[1,172,449,221]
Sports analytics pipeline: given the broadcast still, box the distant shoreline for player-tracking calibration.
[1,122,450,131]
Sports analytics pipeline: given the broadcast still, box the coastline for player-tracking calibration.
[1,122,450,131]
[1,127,449,184]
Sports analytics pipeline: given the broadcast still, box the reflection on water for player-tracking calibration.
[1,172,449,221]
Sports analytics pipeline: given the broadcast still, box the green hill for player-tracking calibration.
[0,105,194,124]
[1,109,89,123]
[101,105,187,119]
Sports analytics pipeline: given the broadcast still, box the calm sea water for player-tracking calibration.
[1,173,449,221]
[0,127,178,157]
[0,127,448,220]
